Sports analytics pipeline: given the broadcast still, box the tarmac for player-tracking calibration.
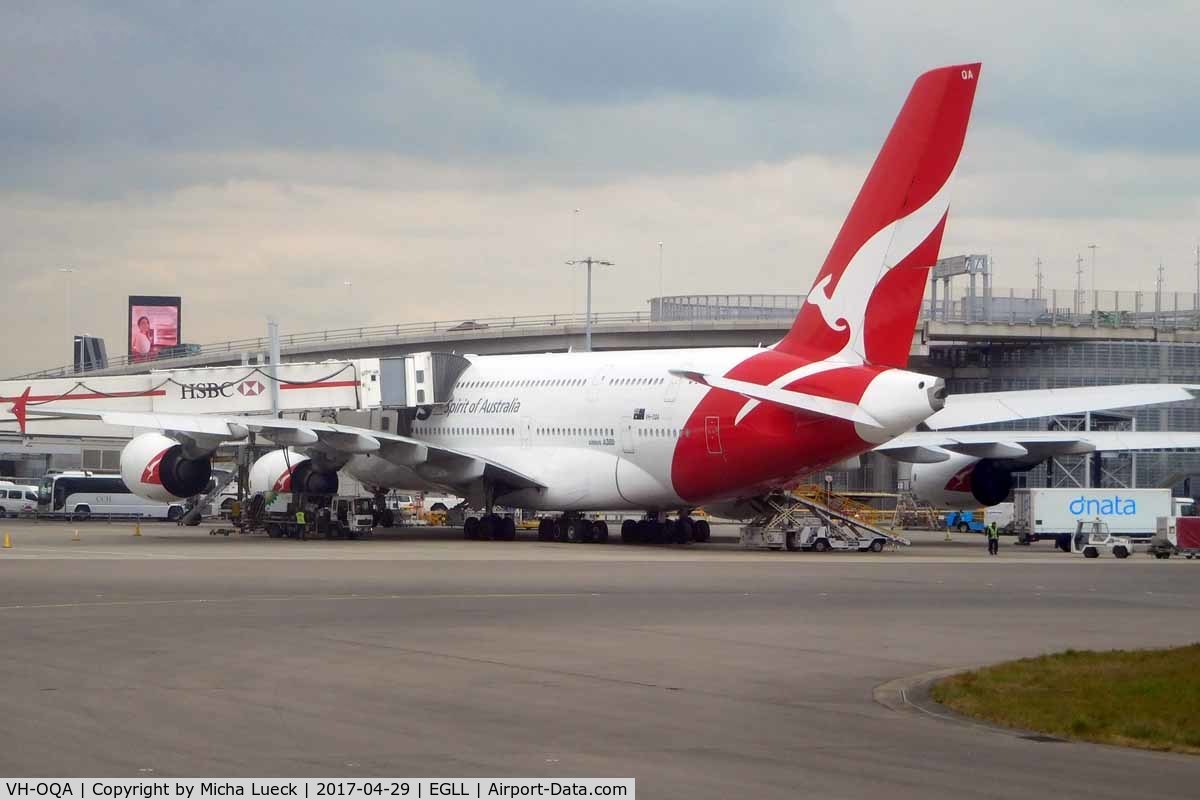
[1,520,1198,798]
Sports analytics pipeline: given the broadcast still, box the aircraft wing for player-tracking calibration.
[925,384,1200,430]
[17,407,545,492]
[876,430,1200,464]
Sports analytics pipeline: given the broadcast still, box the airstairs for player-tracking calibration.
[179,468,237,526]
[740,491,911,552]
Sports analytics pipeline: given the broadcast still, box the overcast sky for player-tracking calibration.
[3,1,1199,376]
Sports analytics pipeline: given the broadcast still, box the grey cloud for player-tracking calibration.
[7,1,1198,201]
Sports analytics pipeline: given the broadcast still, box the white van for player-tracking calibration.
[0,482,39,517]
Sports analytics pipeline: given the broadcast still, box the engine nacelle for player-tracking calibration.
[911,454,1014,508]
[120,432,213,503]
[249,450,339,496]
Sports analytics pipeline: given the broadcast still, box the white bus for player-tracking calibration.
[37,471,186,521]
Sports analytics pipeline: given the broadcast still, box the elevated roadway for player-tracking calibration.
[23,309,1200,382]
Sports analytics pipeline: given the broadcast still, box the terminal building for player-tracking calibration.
[6,255,1200,497]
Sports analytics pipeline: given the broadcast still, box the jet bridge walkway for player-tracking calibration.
[740,491,911,552]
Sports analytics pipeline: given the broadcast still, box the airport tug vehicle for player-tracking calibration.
[1070,518,1134,559]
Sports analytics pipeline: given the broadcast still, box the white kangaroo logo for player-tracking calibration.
[733,172,957,426]
[803,172,956,365]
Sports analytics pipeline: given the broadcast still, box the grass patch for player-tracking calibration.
[931,644,1200,754]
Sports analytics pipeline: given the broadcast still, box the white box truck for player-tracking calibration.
[1014,488,1187,547]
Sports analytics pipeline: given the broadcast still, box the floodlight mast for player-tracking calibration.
[565,257,613,352]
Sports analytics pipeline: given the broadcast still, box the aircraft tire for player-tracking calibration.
[594,520,609,544]
[693,519,711,543]
[555,518,570,543]
[621,519,637,544]
[674,517,693,544]
[537,518,551,541]
[464,516,480,540]
[479,514,498,541]
[636,519,654,544]
[500,516,517,541]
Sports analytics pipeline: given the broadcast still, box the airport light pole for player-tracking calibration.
[1088,243,1097,294]
[267,317,281,416]
[59,267,75,371]
[570,208,581,317]
[1088,243,1098,316]
[566,257,613,352]
[1074,254,1084,317]
[657,241,664,309]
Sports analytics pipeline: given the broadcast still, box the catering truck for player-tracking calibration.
[1014,488,1191,547]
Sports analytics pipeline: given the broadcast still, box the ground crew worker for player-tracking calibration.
[295,507,307,539]
[987,520,1000,555]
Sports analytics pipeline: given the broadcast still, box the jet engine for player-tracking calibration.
[911,453,1014,508]
[249,449,339,496]
[120,432,213,502]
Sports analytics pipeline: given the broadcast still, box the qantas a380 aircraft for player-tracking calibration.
[14,63,1200,542]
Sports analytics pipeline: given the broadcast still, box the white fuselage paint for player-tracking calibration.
[343,346,938,513]
[344,347,751,512]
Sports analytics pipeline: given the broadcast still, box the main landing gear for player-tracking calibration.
[463,513,517,541]
[534,515,610,544]
[619,514,711,545]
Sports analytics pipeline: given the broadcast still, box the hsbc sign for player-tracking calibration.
[152,364,358,414]
[178,379,267,400]
[179,382,233,400]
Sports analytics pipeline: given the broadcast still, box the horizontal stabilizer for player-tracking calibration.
[670,369,882,428]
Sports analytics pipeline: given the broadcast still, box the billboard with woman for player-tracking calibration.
[128,295,181,362]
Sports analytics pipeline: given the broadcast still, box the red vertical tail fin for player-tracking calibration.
[777,63,981,367]
[11,387,31,434]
